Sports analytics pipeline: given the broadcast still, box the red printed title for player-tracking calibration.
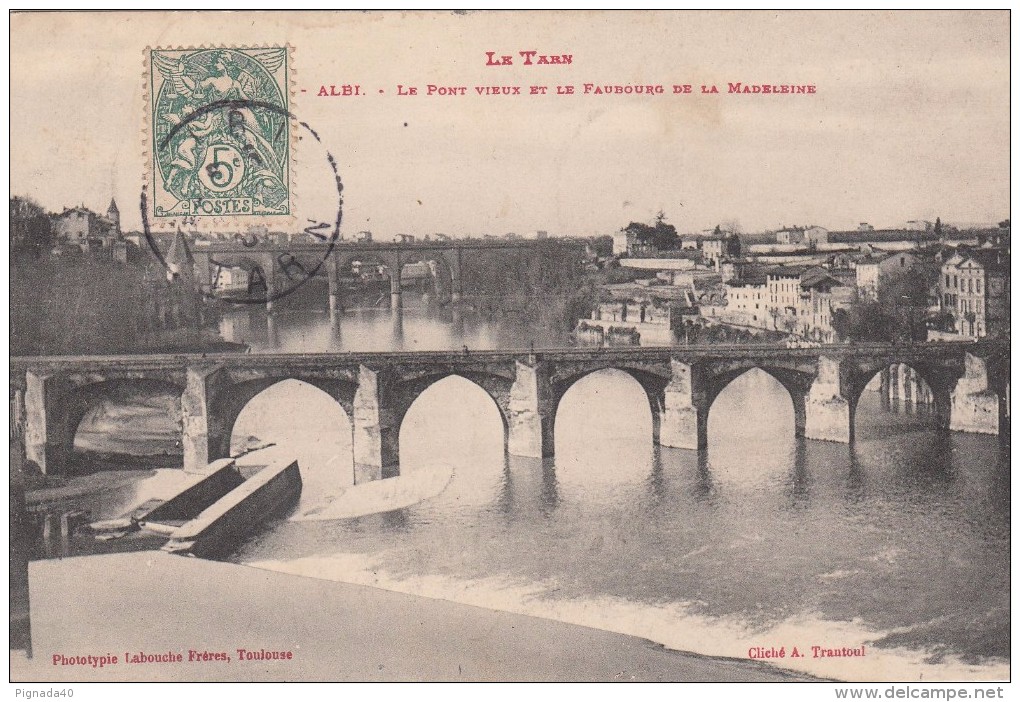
[307,50,817,98]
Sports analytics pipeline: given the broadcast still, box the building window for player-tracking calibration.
[954,275,958,289]
[977,279,982,294]
[968,279,973,293]
[945,274,950,287]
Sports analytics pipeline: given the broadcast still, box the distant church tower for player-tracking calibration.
[106,198,121,235]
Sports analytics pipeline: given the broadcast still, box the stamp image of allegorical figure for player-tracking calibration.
[148,47,291,219]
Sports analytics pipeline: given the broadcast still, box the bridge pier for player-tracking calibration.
[950,353,1000,435]
[902,364,915,405]
[352,365,399,482]
[449,248,463,303]
[658,361,708,450]
[23,371,73,475]
[804,356,853,443]
[182,365,231,473]
[507,361,554,458]
[791,391,807,438]
[262,254,277,313]
[192,251,213,295]
[389,256,403,310]
[328,257,343,314]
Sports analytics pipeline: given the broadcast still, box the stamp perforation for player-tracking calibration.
[142,44,297,230]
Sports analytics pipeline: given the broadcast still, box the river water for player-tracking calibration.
[64,302,1010,681]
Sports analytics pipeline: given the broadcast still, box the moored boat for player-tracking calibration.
[163,458,302,559]
[88,458,243,540]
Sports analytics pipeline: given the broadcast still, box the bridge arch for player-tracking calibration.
[335,251,400,280]
[223,378,356,491]
[333,250,454,310]
[703,364,815,439]
[393,372,511,487]
[63,378,184,473]
[848,361,953,436]
[393,372,511,451]
[552,366,667,449]
[209,375,357,462]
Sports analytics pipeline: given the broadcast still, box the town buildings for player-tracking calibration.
[586,279,691,345]
[612,226,740,264]
[724,276,768,325]
[212,265,251,293]
[854,251,919,300]
[905,219,933,232]
[700,232,742,265]
[53,199,122,252]
[797,268,854,342]
[775,225,829,246]
[717,264,853,341]
[938,249,1010,338]
[765,266,811,325]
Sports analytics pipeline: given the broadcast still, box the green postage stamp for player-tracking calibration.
[147,47,292,219]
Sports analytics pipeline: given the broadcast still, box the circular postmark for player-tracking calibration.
[142,98,343,305]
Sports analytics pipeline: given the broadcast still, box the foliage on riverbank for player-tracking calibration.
[11,255,217,356]
[459,241,597,332]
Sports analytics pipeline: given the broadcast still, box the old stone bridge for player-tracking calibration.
[10,342,1009,481]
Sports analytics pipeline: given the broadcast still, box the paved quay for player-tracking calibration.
[13,552,814,682]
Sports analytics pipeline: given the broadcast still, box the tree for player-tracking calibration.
[10,196,54,258]
[837,260,935,342]
[590,235,614,258]
[720,219,743,235]
[832,308,851,340]
[929,309,955,333]
[623,212,680,252]
[934,217,943,238]
[998,218,1010,229]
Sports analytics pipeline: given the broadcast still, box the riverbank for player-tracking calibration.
[12,552,813,682]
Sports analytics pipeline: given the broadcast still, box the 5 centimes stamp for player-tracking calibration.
[148,47,292,220]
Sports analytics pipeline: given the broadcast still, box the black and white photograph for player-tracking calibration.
[8,10,1011,689]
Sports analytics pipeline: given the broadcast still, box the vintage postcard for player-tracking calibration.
[9,10,1010,688]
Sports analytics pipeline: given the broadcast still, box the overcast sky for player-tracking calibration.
[10,11,1009,238]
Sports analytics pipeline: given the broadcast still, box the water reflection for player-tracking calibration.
[692,450,715,501]
[787,441,809,504]
[220,300,568,354]
[492,457,515,518]
[229,363,1008,679]
[644,446,665,505]
[539,460,559,517]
